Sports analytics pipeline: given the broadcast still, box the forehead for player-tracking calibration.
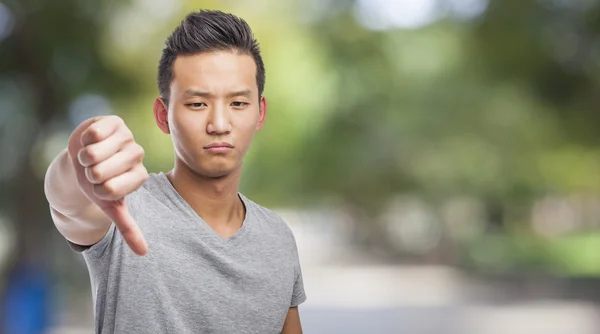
[171,51,257,94]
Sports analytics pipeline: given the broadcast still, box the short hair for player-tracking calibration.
[157,10,265,103]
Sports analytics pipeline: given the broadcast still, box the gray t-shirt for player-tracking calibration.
[72,172,306,333]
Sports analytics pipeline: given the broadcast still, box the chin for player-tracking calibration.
[204,170,233,178]
[195,164,238,178]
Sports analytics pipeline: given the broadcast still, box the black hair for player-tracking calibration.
[158,10,265,103]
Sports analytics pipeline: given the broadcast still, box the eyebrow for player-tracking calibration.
[183,89,253,98]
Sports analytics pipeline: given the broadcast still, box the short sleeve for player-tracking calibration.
[291,263,307,307]
[290,234,307,307]
[64,191,138,258]
[66,223,116,259]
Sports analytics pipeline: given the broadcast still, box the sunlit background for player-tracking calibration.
[2,0,600,333]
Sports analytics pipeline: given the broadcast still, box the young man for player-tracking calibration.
[44,10,305,333]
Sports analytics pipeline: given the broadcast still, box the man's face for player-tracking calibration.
[155,51,266,178]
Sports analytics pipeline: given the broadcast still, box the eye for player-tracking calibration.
[187,102,207,108]
[231,101,248,108]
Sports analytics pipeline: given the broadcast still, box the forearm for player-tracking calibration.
[44,148,90,216]
[44,148,111,243]
[281,307,302,334]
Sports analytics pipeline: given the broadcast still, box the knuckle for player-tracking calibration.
[140,167,149,182]
[89,166,103,183]
[112,116,128,130]
[122,129,134,143]
[134,145,145,163]
[137,144,145,157]
[125,143,143,164]
[100,180,122,200]
[86,125,103,142]
[84,147,98,163]
[108,115,124,125]
[103,180,117,195]
[91,115,107,124]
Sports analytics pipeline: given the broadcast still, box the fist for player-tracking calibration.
[67,115,149,255]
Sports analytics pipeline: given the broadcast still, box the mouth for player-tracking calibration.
[203,142,234,153]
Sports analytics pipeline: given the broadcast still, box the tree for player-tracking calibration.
[0,0,137,329]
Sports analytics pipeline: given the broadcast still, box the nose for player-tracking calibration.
[206,103,231,135]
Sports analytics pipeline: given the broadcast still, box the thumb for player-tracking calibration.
[103,199,148,256]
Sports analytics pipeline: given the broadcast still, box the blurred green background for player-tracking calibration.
[1,0,600,332]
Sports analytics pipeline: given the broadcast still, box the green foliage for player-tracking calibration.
[1,0,600,275]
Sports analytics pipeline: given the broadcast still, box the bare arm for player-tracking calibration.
[44,147,112,246]
[44,116,148,254]
[281,307,302,334]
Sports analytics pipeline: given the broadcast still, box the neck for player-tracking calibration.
[165,160,244,227]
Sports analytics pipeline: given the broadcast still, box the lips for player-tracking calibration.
[203,142,234,149]
[203,142,234,153]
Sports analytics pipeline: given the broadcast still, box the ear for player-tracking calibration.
[256,96,267,130]
[153,97,170,134]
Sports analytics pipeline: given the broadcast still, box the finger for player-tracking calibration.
[92,164,148,201]
[78,130,133,168]
[80,115,124,147]
[84,144,144,184]
[103,200,148,256]
[68,117,100,155]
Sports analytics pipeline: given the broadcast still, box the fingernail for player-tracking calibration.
[77,149,85,166]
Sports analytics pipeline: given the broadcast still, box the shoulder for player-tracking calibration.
[241,194,296,243]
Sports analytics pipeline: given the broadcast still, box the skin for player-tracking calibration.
[155,51,302,333]
[281,307,302,334]
[46,50,302,332]
[153,51,266,240]
[49,115,149,255]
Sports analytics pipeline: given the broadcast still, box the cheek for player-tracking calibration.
[236,121,258,145]
[171,119,204,155]
[235,112,259,134]
[173,113,202,138]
